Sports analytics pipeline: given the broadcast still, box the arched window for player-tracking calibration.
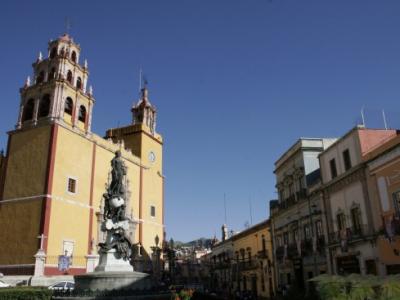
[49,68,56,81]
[67,70,73,84]
[71,51,77,63]
[38,94,51,118]
[76,77,82,89]
[60,47,65,57]
[50,47,57,59]
[78,105,87,122]
[22,98,35,122]
[64,97,73,115]
[37,71,45,84]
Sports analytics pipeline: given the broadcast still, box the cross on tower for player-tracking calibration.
[37,233,47,251]
[64,17,72,34]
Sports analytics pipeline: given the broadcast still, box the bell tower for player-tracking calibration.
[131,86,157,134]
[16,33,95,133]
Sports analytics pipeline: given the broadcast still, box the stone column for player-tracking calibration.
[33,98,40,125]
[33,249,47,277]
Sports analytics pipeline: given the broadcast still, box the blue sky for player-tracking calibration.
[1,0,400,242]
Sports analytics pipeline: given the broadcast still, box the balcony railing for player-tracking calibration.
[275,246,284,260]
[296,188,307,200]
[328,225,375,244]
[210,260,231,270]
[238,259,259,271]
[257,249,269,259]
[279,190,308,211]
[287,243,299,259]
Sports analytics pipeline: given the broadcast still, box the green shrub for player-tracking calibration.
[310,274,400,300]
[0,287,53,300]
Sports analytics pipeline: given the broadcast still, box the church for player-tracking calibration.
[0,34,164,275]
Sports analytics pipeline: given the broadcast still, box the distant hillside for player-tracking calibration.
[174,237,214,249]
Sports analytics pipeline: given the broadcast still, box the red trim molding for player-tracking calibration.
[88,143,97,253]
[0,134,13,200]
[40,124,59,252]
[139,167,143,244]
[44,266,86,276]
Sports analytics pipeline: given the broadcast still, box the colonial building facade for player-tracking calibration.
[204,221,275,299]
[320,126,397,276]
[364,134,400,275]
[0,34,165,275]
[270,138,336,292]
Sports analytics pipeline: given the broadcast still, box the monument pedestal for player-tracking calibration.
[75,271,152,291]
[75,249,153,291]
[95,249,132,272]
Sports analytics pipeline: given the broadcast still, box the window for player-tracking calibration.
[262,235,266,252]
[37,71,45,84]
[22,98,35,122]
[337,213,346,231]
[64,98,73,115]
[315,220,323,237]
[38,94,51,118]
[351,207,362,234]
[49,67,56,80]
[71,51,77,62]
[298,176,303,191]
[304,224,311,240]
[330,158,338,179]
[279,189,284,202]
[67,178,77,194]
[67,70,73,84]
[50,47,57,59]
[283,232,289,245]
[76,77,82,89]
[293,228,299,241]
[150,205,156,217]
[78,105,86,122]
[343,149,352,171]
[393,191,400,217]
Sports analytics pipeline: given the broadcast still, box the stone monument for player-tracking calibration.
[74,151,153,291]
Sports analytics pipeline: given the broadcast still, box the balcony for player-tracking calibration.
[296,188,307,201]
[275,246,284,260]
[238,259,259,271]
[301,239,313,256]
[257,249,269,259]
[287,243,299,259]
[210,260,231,270]
[328,225,375,244]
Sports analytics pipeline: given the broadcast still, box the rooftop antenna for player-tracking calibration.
[223,193,227,225]
[361,106,366,127]
[139,67,143,92]
[249,196,253,226]
[382,109,388,130]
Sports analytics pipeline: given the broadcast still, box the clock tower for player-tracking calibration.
[105,86,164,250]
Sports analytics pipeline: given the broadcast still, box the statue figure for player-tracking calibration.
[99,151,132,261]
[109,150,126,197]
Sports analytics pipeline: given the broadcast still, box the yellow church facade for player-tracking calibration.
[0,34,164,276]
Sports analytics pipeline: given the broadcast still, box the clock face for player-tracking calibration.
[148,151,156,163]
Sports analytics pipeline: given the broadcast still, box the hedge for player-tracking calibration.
[0,287,53,300]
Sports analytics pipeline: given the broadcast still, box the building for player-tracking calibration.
[364,133,400,275]
[270,138,336,292]
[207,228,234,295]
[0,34,165,275]
[320,126,397,276]
[231,220,275,299]
[204,221,275,299]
